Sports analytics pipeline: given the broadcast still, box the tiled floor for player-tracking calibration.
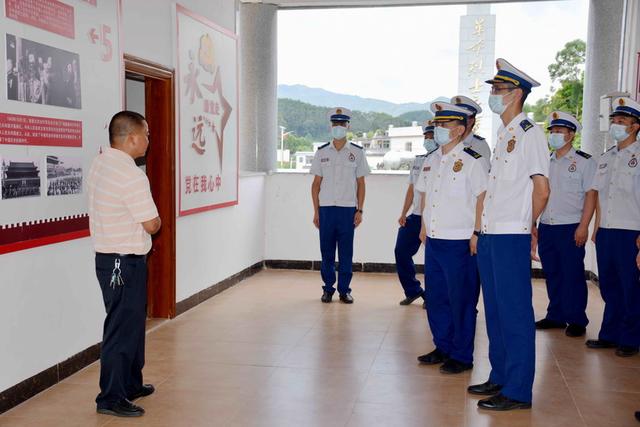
[2,269,640,427]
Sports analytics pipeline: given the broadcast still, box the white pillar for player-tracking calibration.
[582,0,625,156]
[239,3,278,173]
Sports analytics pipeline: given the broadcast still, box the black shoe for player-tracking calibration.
[97,399,145,417]
[128,384,155,401]
[477,393,531,411]
[535,318,566,330]
[565,324,586,337]
[321,291,333,303]
[399,294,422,306]
[339,293,354,304]
[467,380,503,396]
[417,349,449,365]
[616,346,639,357]
[635,410,640,422]
[440,358,473,374]
[586,339,617,349]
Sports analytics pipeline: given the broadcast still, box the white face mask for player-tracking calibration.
[331,125,347,140]
[488,94,508,115]
[609,123,630,142]
[548,133,567,150]
[434,127,452,146]
[423,138,437,152]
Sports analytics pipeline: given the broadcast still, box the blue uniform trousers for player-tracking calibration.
[595,228,640,348]
[538,223,589,327]
[319,206,356,295]
[394,214,424,298]
[478,234,535,403]
[95,253,147,408]
[424,238,480,364]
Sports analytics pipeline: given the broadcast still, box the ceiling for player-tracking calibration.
[240,0,556,9]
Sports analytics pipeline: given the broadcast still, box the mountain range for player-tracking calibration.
[278,84,444,116]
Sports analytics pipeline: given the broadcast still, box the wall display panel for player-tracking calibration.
[0,0,122,254]
[176,4,239,216]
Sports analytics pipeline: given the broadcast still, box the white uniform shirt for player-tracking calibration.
[408,153,430,216]
[415,143,488,239]
[541,148,596,225]
[590,141,640,231]
[310,141,370,207]
[481,112,550,234]
[463,133,492,172]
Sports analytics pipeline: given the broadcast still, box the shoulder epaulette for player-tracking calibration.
[350,142,363,149]
[463,147,482,159]
[473,134,485,141]
[519,120,534,132]
[318,142,330,149]
[576,150,592,159]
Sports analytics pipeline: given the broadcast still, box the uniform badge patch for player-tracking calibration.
[453,159,463,172]
[349,152,356,162]
[321,157,330,163]
[568,163,577,173]
[630,157,638,168]
[599,163,607,169]
[507,138,516,153]
[424,166,431,172]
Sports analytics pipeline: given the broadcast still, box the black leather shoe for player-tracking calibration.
[586,339,617,349]
[339,293,354,304]
[535,318,566,330]
[467,380,503,396]
[399,294,422,306]
[417,349,449,365]
[477,393,531,411]
[635,410,640,422]
[616,346,639,357]
[128,384,155,401]
[565,324,586,337]
[97,399,145,417]
[440,358,473,374]
[321,291,333,303]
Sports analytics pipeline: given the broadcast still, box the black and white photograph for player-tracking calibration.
[1,156,42,200]
[46,155,82,196]
[5,34,82,109]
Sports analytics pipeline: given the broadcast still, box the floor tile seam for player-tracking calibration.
[554,342,588,427]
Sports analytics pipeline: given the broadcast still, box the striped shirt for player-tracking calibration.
[87,147,158,255]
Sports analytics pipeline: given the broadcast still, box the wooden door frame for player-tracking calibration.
[124,54,176,318]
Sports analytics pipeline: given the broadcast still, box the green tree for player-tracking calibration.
[548,39,586,84]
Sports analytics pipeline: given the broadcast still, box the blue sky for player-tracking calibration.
[278,0,589,104]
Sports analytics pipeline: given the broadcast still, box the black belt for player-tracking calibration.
[96,252,145,259]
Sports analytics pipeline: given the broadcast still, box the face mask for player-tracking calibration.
[488,94,508,115]
[434,127,452,146]
[609,123,630,142]
[548,133,567,150]
[331,125,347,140]
[423,138,437,152]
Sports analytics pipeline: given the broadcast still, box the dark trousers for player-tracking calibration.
[319,206,356,295]
[478,234,535,403]
[394,214,424,298]
[424,238,480,364]
[95,253,147,408]
[595,228,640,348]
[538,223,589,327]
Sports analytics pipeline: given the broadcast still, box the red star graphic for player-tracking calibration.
[202,66,232,170]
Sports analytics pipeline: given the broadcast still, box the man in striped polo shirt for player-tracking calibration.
[88,111,161,418]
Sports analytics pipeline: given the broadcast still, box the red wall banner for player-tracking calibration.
[5,0,75,39]
[0,113,82,147]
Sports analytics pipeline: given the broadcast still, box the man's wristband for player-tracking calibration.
[473,230,480,237]
[356,209,363,214]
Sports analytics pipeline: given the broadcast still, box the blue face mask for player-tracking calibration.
[434,127,452,146]
[548,133,567,149]
[331,125,347,140]
[488,94,507,115]
[423,138,437,152]
[609,123,630,142]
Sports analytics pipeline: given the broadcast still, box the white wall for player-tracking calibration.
[265,171,424,264]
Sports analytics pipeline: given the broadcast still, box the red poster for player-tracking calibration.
[5,0,75,39]
[80,0,96,5]
[0,113,82,147]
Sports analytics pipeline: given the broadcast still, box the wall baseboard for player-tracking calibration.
[0,261,265,415]
[264,259,599,284]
